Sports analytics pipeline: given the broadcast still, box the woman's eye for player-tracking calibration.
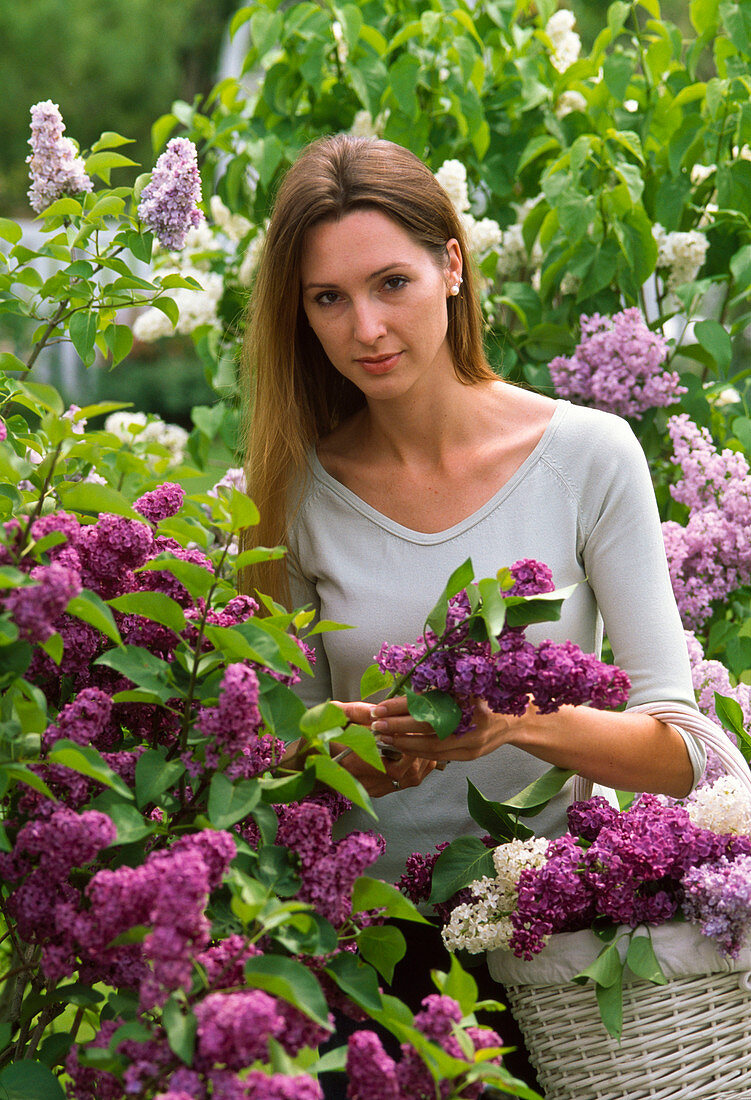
[384,275,408,291]
[315,291,340,306]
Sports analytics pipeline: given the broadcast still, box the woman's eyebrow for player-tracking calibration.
[303,262,411,291]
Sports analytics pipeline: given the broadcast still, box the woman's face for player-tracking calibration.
[300,209,462,401]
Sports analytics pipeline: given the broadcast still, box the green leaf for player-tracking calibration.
[351,876,430,923]
[596,968,624,1039]
[425,558,474,635]
[69,310,98,367]
[496,766,575,817]
[85,150,138,184]
[358,925,406,982]
[259,770,315,804]
[429,836,495,904]
[360,663,395,699]
[90,789,155,844]
[0,218,23,244]
[134,748,185,807]
[433,954,479,1016]
[626,935,667,984]
[244,956,331,1028]
[56,480,142,521]
[95,645,174,701]
[138,555,215,600]
[713,691,747,738]
[311,755,375,816]
[234,545,287,569]
[504,584,577,628]
[299,701,347,736]
[0,1061,66,1099]
[334,726,384,770]
[47,740,133,800]
[104,323,134,366]
[257,678,307,740]
[91,131,136,152]
[694,319,732,374]
[2,763,54,800]
[603,54,635,101]
[107,591,186,633]
[324,952,383,1014]
[477,576,507,640]
[574,942,623,988]
[208,773,261,828]
[67,589,123,646]
[405,688,462,740]
[162,996,197,1064]
[467,780,534,842]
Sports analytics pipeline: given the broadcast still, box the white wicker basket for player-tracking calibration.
[487,703,751,1100]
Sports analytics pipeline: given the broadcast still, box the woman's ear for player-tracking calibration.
[445,238,463,292]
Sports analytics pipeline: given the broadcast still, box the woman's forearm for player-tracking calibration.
[507,705,694,798]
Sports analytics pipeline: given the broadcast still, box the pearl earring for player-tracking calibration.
[450,277,462,296]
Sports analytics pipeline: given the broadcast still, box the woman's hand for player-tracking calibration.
[371,696,526,762]
[332,700,437,797]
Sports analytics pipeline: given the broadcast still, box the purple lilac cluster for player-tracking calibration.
[548,308,685,418]
[508,794,751,960]
[662,414,751,627]
[682,855,751,958]
[397,838,495,923]
[275,801,385,928]
[346,993,503,1100]
[138,137,204,250]
[26,100,93,212]
[3,561,81,643]
[377,559,630,734]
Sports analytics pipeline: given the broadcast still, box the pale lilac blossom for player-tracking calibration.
[548,308,685,418]
[27,100,92,213]
[138,137,204,250]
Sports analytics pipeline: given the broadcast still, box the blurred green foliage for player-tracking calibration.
[0,0,236,215]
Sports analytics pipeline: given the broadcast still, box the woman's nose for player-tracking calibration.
[352,298,387,344]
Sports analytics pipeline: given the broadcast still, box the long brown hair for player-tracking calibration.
[240,134,496,603]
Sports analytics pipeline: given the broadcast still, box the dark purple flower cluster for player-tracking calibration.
[508,794,751,959]
[3,561,81,643]
[197,662,264,768]
[134,481,186,524]
[275,801,385,928]
[377,559,630,733]
[346,993,503,1100]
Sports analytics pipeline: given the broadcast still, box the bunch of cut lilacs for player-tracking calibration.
[376,558,630,738]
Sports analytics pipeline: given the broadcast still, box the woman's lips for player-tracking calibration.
[356,352,402,375]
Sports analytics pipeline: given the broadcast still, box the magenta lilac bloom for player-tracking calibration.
[377,558,630,734]
[27,100,93,213]
[134,481,186,524]
[138,137,204,250]
[549,308,685,419]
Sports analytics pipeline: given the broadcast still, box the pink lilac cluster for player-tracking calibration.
[684,630,751,784]
[275,801,385,928]
[682,855,751,958]
[3,561,81,643]
[662,414,751,627]
[26,99,93,212]
[346,993,502,1100]
[548,308,685,419]
[134,481,185,524]
[197,662,263,768]
[138,137,204,250]
[508,794,751,959]
[209,1072,323,1099]
[377,559,630,734]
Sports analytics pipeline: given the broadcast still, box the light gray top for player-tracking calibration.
[286,400,703,883]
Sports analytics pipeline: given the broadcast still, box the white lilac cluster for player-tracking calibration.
[331,20,348,65]
[652,223,709,292]
[545,9,581,73]
[104,411,188,466]
[27,100,93,213]
[555,89,587,118]
[434,159,504,272]
[132,267,223,343]
[208,468,246,498]
[210,195,252,243]
[349,109,389,139]
[441,837,549,953]
[687,775,751,836]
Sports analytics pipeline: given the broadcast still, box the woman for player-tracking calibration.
[240,133,704,1084]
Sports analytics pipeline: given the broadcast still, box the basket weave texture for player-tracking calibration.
[504,967,751,1100]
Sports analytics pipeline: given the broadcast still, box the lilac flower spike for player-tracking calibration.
[549,307,685,419]
[27,100,93,213]
[138,137,204,250]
